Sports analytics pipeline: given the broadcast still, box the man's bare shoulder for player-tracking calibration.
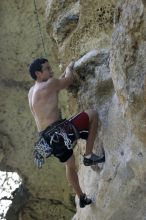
[42,77,59,91]
[28,78,59,97]
[46,77,59,85]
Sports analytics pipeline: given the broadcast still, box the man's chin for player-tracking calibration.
[43,76,53,81]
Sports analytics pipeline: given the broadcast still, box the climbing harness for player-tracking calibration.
[49,127,72,149]
[33,0,47,57]
[33,119,79,168]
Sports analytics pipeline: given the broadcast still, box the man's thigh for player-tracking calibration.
[69,111,89,140]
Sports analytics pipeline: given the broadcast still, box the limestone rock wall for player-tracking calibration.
[46,0,146,220]
[0,1,75,220]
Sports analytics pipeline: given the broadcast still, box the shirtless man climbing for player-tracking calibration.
[28,58,105,208]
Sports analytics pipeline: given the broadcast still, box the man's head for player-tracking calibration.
[29,58,53,81]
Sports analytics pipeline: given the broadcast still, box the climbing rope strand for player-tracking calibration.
[33,0,47,57]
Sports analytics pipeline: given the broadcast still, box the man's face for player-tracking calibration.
[41,62,53,81]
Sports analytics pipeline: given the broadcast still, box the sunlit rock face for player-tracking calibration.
[46,0,146,220]
[0,1,74,220]
[46,0,117,64]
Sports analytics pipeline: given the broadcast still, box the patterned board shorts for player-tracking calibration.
[34,111,89,167]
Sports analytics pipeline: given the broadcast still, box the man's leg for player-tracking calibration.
[84,109,98,156]
[69,109,105,165]
[83,109,105,165]
[65,154,83,198]
[65,154,92,208]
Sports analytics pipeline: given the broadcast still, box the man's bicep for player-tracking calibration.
[45,78,60,91]
[57,78,72,90]
[46,77,71,91]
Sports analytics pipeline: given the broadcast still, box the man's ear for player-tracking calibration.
[35,71,41,78]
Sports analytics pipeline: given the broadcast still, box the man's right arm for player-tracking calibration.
[46,61,75,91]
[59,61,75,89]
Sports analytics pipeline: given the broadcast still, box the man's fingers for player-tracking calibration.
[67,61,75,70]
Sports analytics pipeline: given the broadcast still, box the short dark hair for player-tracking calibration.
[29,58,48,80]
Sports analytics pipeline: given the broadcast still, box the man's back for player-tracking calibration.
[28,80,60,132]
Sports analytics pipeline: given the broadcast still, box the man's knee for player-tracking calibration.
[85,109,98,122]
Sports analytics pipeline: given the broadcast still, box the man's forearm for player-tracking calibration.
[59,61,75,86]
[59,71,66,79]
[65,70,74,84]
